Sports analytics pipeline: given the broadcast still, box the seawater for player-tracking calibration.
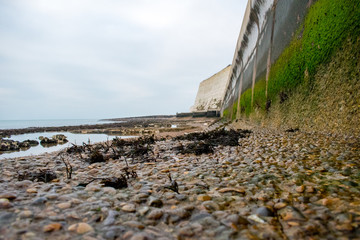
[0,132,134,160]
[0,119,114,130]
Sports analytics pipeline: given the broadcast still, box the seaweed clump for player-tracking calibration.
[18,169,57,183]
[173,128,251,155]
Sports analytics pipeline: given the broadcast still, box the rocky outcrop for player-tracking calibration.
[39,134,68,147]
[0,139,39,152]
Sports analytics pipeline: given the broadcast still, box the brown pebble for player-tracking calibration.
[68,222,93,234]
[147,209,163,220]
[0,199,12,209]
[295,185,305,193]
[274,202,287,209]
[57,202,71,209]
[43,223,62,232]
[0,193,16,200]
[26,188,37,193]
[197,195,212,201]
[218,187,245,194]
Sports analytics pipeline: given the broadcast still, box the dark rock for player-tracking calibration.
[32,197,48,205]
[255,206,274,217]
[190,212,212,222]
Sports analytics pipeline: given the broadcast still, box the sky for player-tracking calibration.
[0,0,246,120]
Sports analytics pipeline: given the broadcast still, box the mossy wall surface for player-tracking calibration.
[225,0,360,135]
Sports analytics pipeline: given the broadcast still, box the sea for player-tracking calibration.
[0,119,114,130]
[0,119,133,159]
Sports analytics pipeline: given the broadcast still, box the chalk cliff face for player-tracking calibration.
[190,65,231,113]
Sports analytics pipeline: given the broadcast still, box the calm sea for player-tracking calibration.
[0,119,134,159]
[0,119,114,130]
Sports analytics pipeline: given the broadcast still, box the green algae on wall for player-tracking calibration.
[230,0,360,134]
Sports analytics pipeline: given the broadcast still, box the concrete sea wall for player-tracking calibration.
[221,0,309,115]
[220,0,360,135]
[190,65,231,113]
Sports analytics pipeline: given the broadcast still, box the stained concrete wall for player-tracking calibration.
[190,65,231,112]
[221,0,310,113]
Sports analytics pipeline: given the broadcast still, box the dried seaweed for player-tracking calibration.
[18,169,57,183]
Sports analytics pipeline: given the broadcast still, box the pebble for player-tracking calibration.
[57,202,71,209]
[274,202,287,209]
[43,222,62,232]
[197,195,212,201]
[123,220,145,229]
[68,222,94,234]
[32,197,47,205]
[26,188,37,194]
[148,196,163,208]
[278,206,306,221]
[0,198,12,209]
[255,206,274,217]
[0,122,359,240]
[0,192,17,200]
[146,209,163,220]
[122,203,136,212]
[103,210,119,226]
[295,185,305,193]
[19,210,33,218]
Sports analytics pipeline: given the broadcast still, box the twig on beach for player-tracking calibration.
[60,154,73,179]
[166,173,179,194]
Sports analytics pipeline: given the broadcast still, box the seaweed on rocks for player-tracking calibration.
[66,144,84,154]
[17,169,57,183]
[173,128,251,155]
[174,128,251,147]
[88,150,105,164]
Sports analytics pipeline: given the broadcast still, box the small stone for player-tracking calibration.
[138,206,150,216]
[274,202,287,209]
[248,214,266,224]
[147,209,163,220]
[175,194,187,201]
[197,195,212,201]
[68,222,94,234]
[255,206,274,217]
[295,185,305,193]
[0,192,16,200]
[122,203,136,212]
[278,206,305,221]
[43,223,62,232]
[178,226,194,237]
[103,210,119,226]
[26,188,38,193]
[305,186,315,193]
[132,193,150,203]
[0,198,12,209]
[103,187,117,195]
[218,187,245,194]
[19,210,33,218]
[148,196,163,208]
[201,201,220,213]
[57,202,71,209]
[123,221,145,229]
[130,232,153,240]
[32,197,48,205]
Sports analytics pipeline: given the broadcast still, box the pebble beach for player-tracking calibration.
[0,120,359,240]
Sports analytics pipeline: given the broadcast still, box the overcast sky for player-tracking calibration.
[0,0,246,120]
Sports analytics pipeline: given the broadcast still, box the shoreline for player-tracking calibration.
[0,116,217,137]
